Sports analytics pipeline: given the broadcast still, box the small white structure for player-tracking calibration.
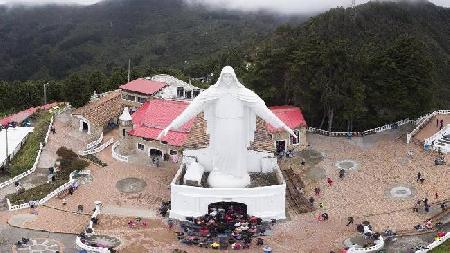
[0,127,34,167]
[151,74,202,100]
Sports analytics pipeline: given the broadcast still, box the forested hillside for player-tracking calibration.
[239,1,450,131]
[0,0,304,81]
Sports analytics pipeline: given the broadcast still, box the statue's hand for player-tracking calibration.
[157,127,170,140]
[284,126,296,137]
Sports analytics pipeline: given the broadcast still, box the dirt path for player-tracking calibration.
[414,114,450,142]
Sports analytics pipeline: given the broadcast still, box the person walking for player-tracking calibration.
[440,119,444,130]
[339,169,345,179]
[435,192,439,199]
[436,118,439,128]
[309,197,315,206]
[314,187,321,196]
[327,177,333,187]
[417,172,421,182]
[346,217,354,226]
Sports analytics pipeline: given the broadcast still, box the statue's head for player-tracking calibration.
[217,66,241,89]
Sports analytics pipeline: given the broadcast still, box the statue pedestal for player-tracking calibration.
[207,169,250,188]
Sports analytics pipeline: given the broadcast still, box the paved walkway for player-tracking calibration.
[102,205,157,218]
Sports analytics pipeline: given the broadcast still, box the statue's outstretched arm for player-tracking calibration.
[157,98,207,139]
[250,98,296,137]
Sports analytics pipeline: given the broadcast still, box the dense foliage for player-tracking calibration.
[8,110,52,177]
[238,1,450,131]
[7,147,89,205]
[0,0,304,81]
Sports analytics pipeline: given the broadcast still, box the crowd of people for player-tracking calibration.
[174,203,273,251]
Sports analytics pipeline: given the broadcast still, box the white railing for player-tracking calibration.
[86,133,103,150]
[307,118,413,137]
[407,110,450,143]
[111,141,129,162]
[79,138,114,156]
[424,124,450,146]
[347,236,384,253]
[415,232,450,253]
[7,171,77,211]
[75,201,110,253]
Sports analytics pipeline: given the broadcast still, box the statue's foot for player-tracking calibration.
[207,170,250,188]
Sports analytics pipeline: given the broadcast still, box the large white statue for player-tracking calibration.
[158,66,295,188]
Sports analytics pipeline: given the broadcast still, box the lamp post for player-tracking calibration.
[0,124,9,166]
[43,82,49,105]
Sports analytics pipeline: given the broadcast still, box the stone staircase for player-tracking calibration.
[435,134,450,153]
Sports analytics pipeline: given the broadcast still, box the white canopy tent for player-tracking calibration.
[0,127,34,166]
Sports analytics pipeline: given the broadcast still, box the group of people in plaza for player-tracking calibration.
[174,204,273,251]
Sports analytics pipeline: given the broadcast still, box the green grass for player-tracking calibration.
[430,239,450,253]
[7,147,89,205]
[8,110,52,177]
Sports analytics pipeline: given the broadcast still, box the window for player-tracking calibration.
[177,87,184,98]
[169,150,178,155]
[137,97,146,103]
[185,90,192,99]
[291,129,300,145]
[137,143,145,151]
[193,89,200,97]
[127,95,136,101]
[268,134,273,140]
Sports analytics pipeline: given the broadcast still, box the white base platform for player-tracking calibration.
[169,177,286,220]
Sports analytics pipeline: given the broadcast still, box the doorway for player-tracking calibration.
[149,148,163,158]
[208,202,247,216]
[82,121,89,133]
[276,140,286,154]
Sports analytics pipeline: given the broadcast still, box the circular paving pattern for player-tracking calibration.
[335,160,359,171]
[116,177,147,193]
[389,186,414,198]
[12,238,63,253]
[297,149,324,164]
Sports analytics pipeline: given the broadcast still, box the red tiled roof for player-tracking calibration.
[267,106,307,132]
[0,102,59,126]
[119,78,167,95]
[128,99,195,146]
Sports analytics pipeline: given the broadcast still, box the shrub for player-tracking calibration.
[56,147,78,160]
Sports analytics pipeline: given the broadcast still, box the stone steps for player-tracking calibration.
[0,198,8,211]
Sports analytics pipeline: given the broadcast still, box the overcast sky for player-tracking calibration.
[0,0,449,14]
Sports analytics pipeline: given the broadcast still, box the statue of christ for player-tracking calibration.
[158,66,295,188]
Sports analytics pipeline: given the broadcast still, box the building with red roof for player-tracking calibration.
[268,106,308,154]
[120,78,168,111]
[121,99,195,159]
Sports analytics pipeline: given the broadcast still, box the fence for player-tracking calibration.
[347,236,384,253]
[424,124,450,146]
[75,201,110,253]
[86,133,103,150]
[7,170,77,211]
[415,232,449,253]
[406,110,450,144]
[0,131,31,169]
[307,118,413,137]
[111,141,129,162]
[79,138,114,156]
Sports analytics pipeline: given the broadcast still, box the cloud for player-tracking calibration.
[186,0,449,14]
[0,0,448,13]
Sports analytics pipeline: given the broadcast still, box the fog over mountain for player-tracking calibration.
[1,0,448,14]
